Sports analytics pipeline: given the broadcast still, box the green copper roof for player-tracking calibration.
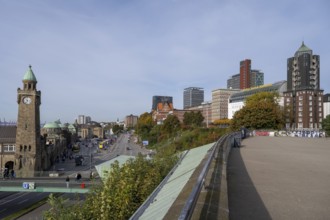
[23,65,37,82]
[297,41,312,53]
[43,122,61,129]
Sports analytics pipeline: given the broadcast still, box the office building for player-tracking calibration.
[228,81,287,119]
[152,96,173,111]
[250,69,264,87]
[227,60,264,90]
[240,59,251,89]
[183,87,204,109]
[212,88,240,121]
[227,74,240,89]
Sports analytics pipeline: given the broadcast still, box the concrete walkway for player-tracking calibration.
[227,136,330,220]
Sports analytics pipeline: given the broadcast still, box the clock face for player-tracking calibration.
[23,97,32,104]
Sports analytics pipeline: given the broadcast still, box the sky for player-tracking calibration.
[1,0,330,124]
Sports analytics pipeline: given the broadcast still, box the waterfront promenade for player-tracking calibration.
[227,136,330,220]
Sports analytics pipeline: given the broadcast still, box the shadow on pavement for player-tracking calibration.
[227,147,271,220]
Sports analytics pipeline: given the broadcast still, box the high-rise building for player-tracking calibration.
[250,69,264,87]
[227,74,240,89]
[240,59,251,89]
[152,96,173,111]
[228,61,264,89]
[284,42,323,129]
[77,115,91,124]
[183,87,204,109]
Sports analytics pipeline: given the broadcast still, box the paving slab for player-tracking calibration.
[227,136,330,220]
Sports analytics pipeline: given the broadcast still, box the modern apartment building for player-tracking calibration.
[283,42,323,129]
[183,87,204,109]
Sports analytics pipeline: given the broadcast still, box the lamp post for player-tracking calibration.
[89,143,92,171]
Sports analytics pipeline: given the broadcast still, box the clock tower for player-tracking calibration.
[15,65,42,177]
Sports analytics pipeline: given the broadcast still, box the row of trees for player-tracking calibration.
[44,154,177,220]
[136,111,204,147]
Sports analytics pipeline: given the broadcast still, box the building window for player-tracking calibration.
[319,118,323,122]
[319,107,322,112]
[298,123,303,128]
[3,144,15,152]
[319,97,322,101]
[310,123,314,128]
[319,113,322,117]
[309,96,312,100]
[319,102,322,106]
[299,118,302,122]
[299,96,303,100]
[310,118,313,122]
[309,101,312,106]
[309,112,313,117]
[309,107,312,111]
[299,112,303,117]
[299,107,303,111]
[299,101,303,106]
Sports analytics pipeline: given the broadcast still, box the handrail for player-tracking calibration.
[178,134,229,220]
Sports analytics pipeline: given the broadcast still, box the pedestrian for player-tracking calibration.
[11,170,15,179]
[66,176,70,188]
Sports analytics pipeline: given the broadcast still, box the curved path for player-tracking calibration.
[227,136,330,220]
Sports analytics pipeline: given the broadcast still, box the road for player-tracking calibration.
[0,132,148,219]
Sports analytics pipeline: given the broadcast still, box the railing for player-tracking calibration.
[130,150,189,220]
[178,131,242,220]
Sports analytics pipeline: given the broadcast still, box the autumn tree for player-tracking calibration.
[213,118,231,127]
[183,111,204,127]
[161,114,181,137]
[322,115,330,136]
[136,112,155,142]
[230,92,284,131]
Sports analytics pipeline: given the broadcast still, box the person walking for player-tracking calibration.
[66,176,70,188]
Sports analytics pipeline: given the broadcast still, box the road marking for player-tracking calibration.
[0,192,28,205]
[18,199,28,204]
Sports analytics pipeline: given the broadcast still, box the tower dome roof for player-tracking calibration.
[23,65,37,82]
[43,122,61,129]
[295,41,312,55]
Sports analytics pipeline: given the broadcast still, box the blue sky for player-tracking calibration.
[1,0,329,123]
